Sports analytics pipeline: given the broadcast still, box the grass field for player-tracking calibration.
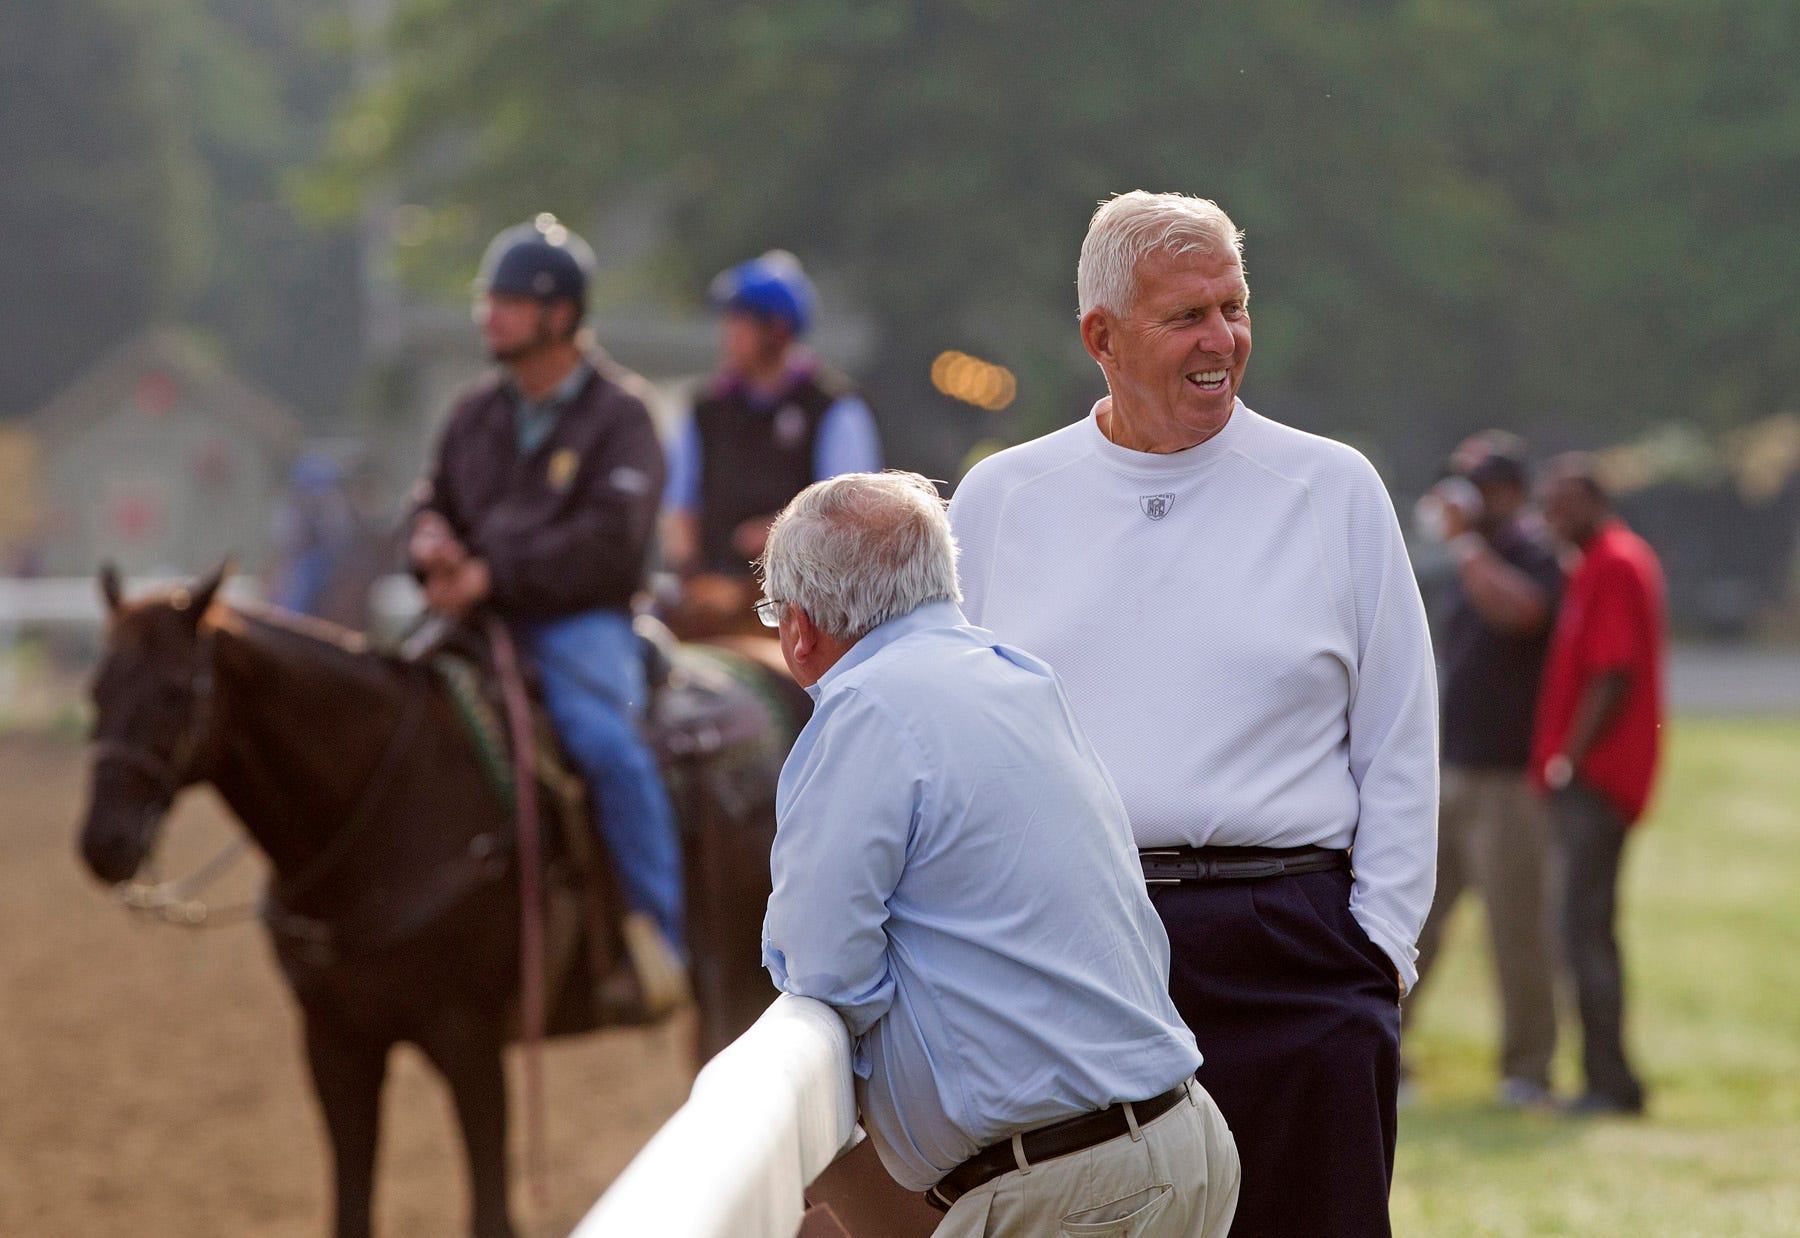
[1391,719,1800,1236]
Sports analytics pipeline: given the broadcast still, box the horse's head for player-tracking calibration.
[78,563,228,884]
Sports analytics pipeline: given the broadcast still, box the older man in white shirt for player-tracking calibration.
[950,192,1438,1238]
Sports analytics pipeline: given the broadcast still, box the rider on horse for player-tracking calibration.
[658,250,882,637]
[408,214,687,1012]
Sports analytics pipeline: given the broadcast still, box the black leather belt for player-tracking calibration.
[924,1082,1191,1213]
[1140,844,1350,885]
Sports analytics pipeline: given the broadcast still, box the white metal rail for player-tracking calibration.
[573,994,858,1238]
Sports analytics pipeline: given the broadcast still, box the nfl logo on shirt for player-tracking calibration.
[1140,493,1175,521]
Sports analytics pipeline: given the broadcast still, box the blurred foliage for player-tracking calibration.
[327,1,1800,478]
[0,0,360,421]
[0,0,202,415]
[175,0,364,419]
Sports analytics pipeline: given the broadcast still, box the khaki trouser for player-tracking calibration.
[1409,765,1558,1087]
[932,1080,1240,1238]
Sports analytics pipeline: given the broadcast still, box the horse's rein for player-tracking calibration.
[484,614,551,1215]
[114,836,256,926]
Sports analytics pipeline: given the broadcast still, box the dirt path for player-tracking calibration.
[0,737,692,1237]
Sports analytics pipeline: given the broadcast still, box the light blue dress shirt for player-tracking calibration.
[762,600,1201,1192]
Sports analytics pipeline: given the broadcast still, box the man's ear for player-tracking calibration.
[1079,307,1114,367]
[787,603,821,661]
[549,298,581,341]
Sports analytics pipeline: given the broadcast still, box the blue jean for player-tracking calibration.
[520,609,683,950]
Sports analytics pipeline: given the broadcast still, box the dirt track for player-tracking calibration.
[0,737,692,1237]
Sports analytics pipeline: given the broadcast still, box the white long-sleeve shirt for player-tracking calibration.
[949,400,1438,990]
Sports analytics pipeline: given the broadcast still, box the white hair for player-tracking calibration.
[1076,191,1246,317]
[759,471,961,641]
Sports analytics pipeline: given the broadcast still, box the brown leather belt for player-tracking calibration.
[1140,843,1349,885]
[923,1082,1191,1213]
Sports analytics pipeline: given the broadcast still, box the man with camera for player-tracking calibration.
[1409,432,1564,1108]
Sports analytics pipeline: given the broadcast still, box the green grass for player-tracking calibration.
[1392,719,1800,1236]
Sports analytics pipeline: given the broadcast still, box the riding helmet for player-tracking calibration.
[476,213,596,309]
[709,250,816,335]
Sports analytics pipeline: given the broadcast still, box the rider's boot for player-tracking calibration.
[594,912,691,1023]
[622,911,691,1018]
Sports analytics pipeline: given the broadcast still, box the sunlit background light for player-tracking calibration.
[930,351,1016,411]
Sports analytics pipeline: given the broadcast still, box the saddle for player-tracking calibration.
[419,614,790,1035]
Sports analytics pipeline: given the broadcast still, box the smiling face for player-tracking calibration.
[1081,245,1251,454]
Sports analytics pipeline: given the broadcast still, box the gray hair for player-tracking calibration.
[759,471,961,641]
[1076,191,1246,317]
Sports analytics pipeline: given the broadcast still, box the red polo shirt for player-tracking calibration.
[1531,519,1667,823]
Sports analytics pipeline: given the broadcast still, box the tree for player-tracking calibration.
[0,0,362,422]
[0,0,203,414]
[323,0,1800,481]
[173,0,364,418]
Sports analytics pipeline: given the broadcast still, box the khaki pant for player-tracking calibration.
[932,1080,1239,1238]
[1409,765,1558,1087]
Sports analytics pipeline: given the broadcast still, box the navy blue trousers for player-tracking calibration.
[1152,869,1401,1238]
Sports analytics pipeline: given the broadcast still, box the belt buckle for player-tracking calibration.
[1139,849,1191,886]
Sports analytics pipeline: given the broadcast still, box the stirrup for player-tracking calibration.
[621,911,691,1019]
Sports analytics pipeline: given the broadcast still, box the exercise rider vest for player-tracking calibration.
[693,368,854,575]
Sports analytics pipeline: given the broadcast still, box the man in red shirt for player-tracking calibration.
[1531,453,1667,1116]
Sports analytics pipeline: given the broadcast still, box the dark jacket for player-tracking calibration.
[416,356,666,620]
[1439,519,1565,769]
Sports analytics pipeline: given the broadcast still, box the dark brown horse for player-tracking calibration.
[76,566,804,1238]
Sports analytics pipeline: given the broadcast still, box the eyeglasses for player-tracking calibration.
[753,597,787,628]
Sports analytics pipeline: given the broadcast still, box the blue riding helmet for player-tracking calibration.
[709,250,816,335]
[477,213,596,308]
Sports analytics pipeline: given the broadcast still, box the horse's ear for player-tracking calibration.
[98,562,124,616]
[186,558,232,626]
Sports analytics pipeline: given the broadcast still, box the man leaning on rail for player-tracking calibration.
[758,470,1239,1237]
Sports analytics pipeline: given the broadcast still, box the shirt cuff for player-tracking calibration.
[1352,907,1417,996]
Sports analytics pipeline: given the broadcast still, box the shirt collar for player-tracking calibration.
[806,599,969,700]
[1580,517,1629,555]
[709,349,818,409]
[509,359,592,413]
[1082,397,1249,476]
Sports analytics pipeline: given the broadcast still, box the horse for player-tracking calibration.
[76,565,805,1238]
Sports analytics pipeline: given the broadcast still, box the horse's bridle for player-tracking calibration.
[91,630,247,926]
[91,630,219,804]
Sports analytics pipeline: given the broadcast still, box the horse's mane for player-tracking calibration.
[207,601,407,693]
